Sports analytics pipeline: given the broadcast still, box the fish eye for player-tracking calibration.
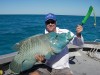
[55,35,58,39]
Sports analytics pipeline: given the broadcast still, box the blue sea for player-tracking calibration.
[0,15,100,55]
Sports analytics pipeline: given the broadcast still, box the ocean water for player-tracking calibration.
[0,15,100,55]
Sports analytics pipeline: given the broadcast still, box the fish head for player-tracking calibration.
[49,32,74,53]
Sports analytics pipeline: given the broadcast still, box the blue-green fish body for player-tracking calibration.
[9,32,74,74]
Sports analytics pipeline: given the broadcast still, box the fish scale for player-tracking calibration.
[9,32,74,74]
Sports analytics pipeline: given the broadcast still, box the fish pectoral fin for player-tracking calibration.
[22,59,36,71]
[45,52,52,59]
[52,47,62,54]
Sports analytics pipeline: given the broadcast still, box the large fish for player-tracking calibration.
[9,32,74,74]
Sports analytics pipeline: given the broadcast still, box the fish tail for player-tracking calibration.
[9,59,22,74]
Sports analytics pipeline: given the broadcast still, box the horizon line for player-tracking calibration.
[0,14,99,17]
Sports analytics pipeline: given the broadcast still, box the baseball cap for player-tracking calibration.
[45,13,56,22]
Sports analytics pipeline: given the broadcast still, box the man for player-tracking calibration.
[29,13,84,75]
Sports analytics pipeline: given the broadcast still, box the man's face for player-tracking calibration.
[45,19,56,32]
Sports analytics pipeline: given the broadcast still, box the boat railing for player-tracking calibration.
[87,39,100,61]
[94,39,100,42]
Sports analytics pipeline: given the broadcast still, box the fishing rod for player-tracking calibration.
[81,6,96,26]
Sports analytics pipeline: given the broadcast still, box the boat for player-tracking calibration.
[69,39,100,75]
[0,40,100,75]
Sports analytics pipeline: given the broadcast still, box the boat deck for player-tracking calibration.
[0,41,100,75]
[69,49,100,75]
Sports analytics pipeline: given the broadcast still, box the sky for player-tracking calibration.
[0,0,100,16]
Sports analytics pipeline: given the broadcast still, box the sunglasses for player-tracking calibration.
[45,19,56,25]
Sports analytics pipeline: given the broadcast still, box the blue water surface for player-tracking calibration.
[0,15,100,55]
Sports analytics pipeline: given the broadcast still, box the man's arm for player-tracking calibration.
[71,25,84,46]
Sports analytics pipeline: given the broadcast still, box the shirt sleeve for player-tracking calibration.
[62,29,84,47]
[59,29,84,46]
[70,34,84,47]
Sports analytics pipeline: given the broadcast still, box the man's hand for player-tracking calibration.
[35,55,46,63]
[76,25,83,38]
[76,25,83,33]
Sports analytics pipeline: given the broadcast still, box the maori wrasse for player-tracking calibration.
[9,32,74,74]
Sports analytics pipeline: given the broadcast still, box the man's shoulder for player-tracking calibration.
[56,27,70,33]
